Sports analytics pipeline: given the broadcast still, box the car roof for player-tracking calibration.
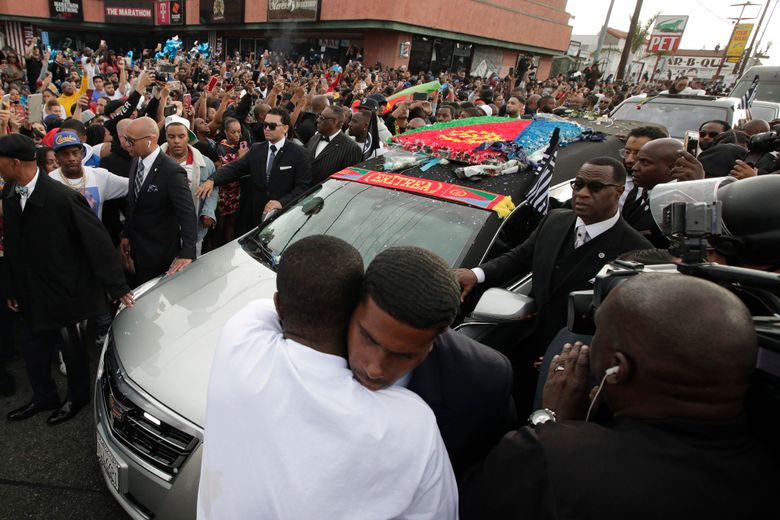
[620,94,741,108]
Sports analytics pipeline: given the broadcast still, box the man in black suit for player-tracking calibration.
[455,157,652,412]
[305,106,364,184]
[348,247,517,479]
[120,117,198,286]
[197,107,312,233]
[0,134,133,424]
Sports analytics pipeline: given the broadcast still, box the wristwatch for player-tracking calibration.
[528,408,557,426]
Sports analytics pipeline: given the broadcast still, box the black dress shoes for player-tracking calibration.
[46,400,88,426]
[7,399,60,421]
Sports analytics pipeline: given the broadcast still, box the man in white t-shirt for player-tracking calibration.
[48,130,128,219]
[198,235,458,520]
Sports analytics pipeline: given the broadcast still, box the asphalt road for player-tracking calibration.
[0,352,129,520]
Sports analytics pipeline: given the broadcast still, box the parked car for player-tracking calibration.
[610,94,749,139]
[94,129,627,520]
[749,100,780,123]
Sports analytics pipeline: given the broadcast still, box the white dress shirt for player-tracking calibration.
[472,210,621,283]
[18,169,40,211]
[136,146,161,187]
[314,131,341,158]
[197,300,457,520]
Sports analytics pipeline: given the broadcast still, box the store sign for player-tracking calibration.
[105,1,154,24]
[318,39,339,49]
[725,23,753,62]
[50,0,83,21]
[155,0,183,25]
[664,56,726,79]
[647,15,689,54]
[200,0,244,23]
[268,0,319,21]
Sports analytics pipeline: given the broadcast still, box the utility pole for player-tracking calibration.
[715,2,759,81]
[738,0,771,76]
[617,0,644,82]
[593,0,616,69]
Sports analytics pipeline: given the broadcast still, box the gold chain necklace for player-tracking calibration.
[57,170,87,191]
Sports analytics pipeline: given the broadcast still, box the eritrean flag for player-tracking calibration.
[392,116,532,163]
[352,80,442,114]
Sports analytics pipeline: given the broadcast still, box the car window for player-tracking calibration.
[732,80,780,103]
[749,105,777,122]
[249,180,490,267]
[612,102,730,138]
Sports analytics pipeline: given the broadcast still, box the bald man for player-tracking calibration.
[295,94,330,145]
[624,138,704,247]
[742,118,770,137]
[121,117,197,286]
[461,273,778,520]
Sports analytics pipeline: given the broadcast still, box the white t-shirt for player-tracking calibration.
[49,166,129,219]
[197,300,458,520]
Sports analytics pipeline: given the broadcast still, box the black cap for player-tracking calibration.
[367,93,387,106]
[358,98,380,111]
[105,99,125,116]
[0,134,37,161]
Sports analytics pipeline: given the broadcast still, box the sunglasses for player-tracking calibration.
[122,134,153,145]
[263,122,285,130]
[700,131,720,138]
[317,114,337,122]
[618,148,641,158]
[570,178,622,193]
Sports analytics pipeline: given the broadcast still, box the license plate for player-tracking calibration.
[96,432,120,491]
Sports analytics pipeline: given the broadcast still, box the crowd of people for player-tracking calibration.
[0,38,778,519]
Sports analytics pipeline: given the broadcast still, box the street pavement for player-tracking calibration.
[0,352,129,520]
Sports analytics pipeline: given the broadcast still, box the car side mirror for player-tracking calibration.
[471,288,536,323]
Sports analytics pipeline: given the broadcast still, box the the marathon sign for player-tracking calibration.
[105,0,154,24]
[200,0,245,23]
[647,15,689,54]
[49,0,83,21]
[268,0,320,21]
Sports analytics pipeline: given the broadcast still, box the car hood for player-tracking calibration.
[112,241,276,427]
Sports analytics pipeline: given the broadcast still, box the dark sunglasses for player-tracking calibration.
[263,122,284,130]
[700,131,720,138]
[570,178,622,193]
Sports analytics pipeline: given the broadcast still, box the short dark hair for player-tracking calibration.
[267,107,291,126]
[362,247,460,331]
[628,125,668,140]
[276,235,364,334]
[585,156,628,184]
[85,124,106,146]
[539,95,555,104]
[61,118,86,136]
[700,119,731,132]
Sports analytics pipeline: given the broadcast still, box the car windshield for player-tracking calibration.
[732,80,780,103]
[612,101,730,138]
[245,179,491,267]
[749,105,777,121]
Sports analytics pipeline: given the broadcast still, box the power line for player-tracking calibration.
[694,0,735,23]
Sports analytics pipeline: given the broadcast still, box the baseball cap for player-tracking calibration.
[53,130,85,152]
[164,115,197,143]
[80,109,96,124]
[104,99,125,116]
[358,98,380,111]
[367,93,387,106]
[0,134,37,161]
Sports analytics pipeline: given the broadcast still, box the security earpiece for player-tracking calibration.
[605,366,620,376]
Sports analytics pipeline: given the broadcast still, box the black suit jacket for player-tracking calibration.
[3,173,129,331]
[409,329,518,480]
[621,186,670,248]
[125,150,198,285]
[305,131,364,184]
[480,209,652,347]
[211,139,312,229]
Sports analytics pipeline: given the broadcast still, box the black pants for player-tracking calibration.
[18,320,90,406]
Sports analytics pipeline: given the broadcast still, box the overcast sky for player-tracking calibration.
[568,0,780,65]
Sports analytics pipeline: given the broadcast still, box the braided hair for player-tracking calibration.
[363,247,460,331]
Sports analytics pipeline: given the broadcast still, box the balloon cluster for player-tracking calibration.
[188,41,210,61]
[155,36,184,60]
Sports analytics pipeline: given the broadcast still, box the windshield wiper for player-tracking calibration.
[245,234,278,268]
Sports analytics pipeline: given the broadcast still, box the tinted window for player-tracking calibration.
[248,180,490,267]
[732,80,780,103]
[749,105,778,121]
[612,101,730,138]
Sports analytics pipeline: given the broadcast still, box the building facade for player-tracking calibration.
[1,0,573,79]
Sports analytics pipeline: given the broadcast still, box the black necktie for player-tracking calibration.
[320,135,330,143]
[266,144,277,183]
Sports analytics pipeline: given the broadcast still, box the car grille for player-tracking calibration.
[102,349,198,477]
